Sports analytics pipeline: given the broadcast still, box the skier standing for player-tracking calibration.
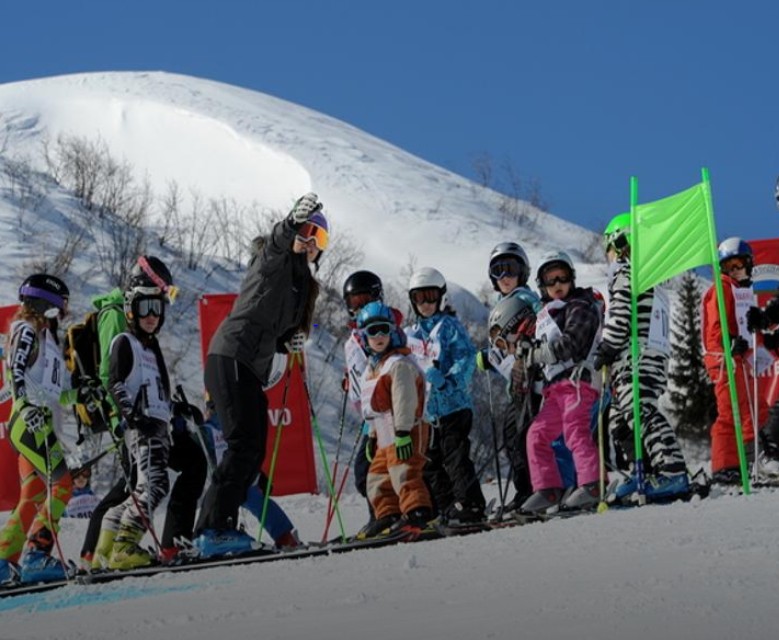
[0,274,76,583]
[593,214,690,501]
[194,193,326,556]
[405,267,485,524]
[518,251,603,514]
[357,301,433,537]
[96,276,175,569]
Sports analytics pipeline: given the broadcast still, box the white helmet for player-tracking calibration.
[408,266,448,314]
[536,250,576,289]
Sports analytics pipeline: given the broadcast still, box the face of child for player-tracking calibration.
[497,274,519,295]
[139,314,161,334]
[416,300,438,318]
[367,333,390,354]
[541,267,573,301]
[293,236,321,263]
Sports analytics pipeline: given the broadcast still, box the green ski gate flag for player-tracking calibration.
[632,182,712,293]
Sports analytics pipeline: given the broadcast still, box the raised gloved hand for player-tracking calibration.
[394,431,413,461]
[289,192,321,224]
[365,436,377,463]
[730,335,750,357]
[746,306,768,333]
[18,401,50,433]
[425,367,446,389]
[287,330,306,354]
[593,343,620,372]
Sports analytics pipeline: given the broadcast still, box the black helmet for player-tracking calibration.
[488,242,530,290]
[127,256,174,295]
[343,270,383,317]
[19,273,70,319]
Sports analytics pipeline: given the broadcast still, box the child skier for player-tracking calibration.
[593,213,690,501]
[405,267,485,524]
[519,251,603,514]
[95,278,174,569]
[356,301,433,537]
[0,274,76,583]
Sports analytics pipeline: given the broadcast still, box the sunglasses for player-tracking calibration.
[542,274,573,287]
[364,322,392,337]
[410,288,441,305]
[489,260,522,280]
[722,259,746,273]
[297,221,329,251]
[137,297,164,318]
[345,291,374,312]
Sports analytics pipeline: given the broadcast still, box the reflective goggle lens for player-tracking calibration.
[410,288,441,305]
[137,298,163,318]
[365,323,392,337]
[298,222,329,251]
[722,259,746,273]
[489,260,522,280]
[345,292,374,312]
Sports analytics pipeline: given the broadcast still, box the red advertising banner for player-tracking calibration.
[750,238,779,405]
[0,305,20,511]
[198,294,318,496]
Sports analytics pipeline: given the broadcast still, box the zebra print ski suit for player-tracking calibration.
[596,259,686,476]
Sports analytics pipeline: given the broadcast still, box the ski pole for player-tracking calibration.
[597,365,610,513]
[484,367,505,513]
[299,358,347,543]
[43,419,72,582]
[321,420,364,543]
[751,334,760,483]
[174,385,217,477]
[321,386,349,542]
[259,353,296,543]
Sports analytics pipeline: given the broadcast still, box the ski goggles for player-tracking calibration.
[345,292,375,313]
[541,274,573,287]
[410,288,441,305]
[364,322,393,338]
[721,258,746,274]
[489,260,523,280]
[296,221,329,251]
[137,297,164,318]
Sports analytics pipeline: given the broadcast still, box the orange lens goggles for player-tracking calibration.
[298,222,329,251]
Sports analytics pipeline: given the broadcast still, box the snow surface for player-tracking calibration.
[0,72,766,640]
[3,484,779,640]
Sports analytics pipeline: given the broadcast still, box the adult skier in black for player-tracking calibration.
[193,193,327,557]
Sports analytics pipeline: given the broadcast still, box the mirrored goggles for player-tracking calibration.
[345,291,374,313]
[542,274,573,287]
[297,221,329,251]
[137,297,164,318]
[410,288,441,305]
[489,260,522,280]
[364,322,392,338]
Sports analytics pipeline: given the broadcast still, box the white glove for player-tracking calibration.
[289,192,321,224]
[287,331,307,354]
[21,404,49,433]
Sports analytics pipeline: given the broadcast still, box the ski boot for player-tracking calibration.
[274,529,302,551]
[561,481,600,511]
[92,528,117,569]
[109,527,154,570]
[711,467,741,486]
[20,550,68,583]
[387,507,435,539]
[192,527,255,558]
[444,502,485,526]
[645,473,690,502]
[0,558,21,584]
[518,487,563,517]
[354,514,400,540]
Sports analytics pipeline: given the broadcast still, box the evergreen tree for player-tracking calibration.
[668,272,716,440]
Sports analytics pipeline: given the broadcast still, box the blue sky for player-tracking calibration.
[2,1,778,244]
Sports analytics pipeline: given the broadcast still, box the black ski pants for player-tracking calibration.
[196,354,267,533]
[161,429,208,547]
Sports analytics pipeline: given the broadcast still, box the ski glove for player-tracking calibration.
[394,431,414,461]
[17,401,50,434]
[593,343,620,372]
[746,306,768,333]
[289,192,321,224]
[365,436,377,463]
[475,349,494,372]
[730,336,749,357]
[425,367,446,390]
[287,330,306,354]
[77,378,107,408]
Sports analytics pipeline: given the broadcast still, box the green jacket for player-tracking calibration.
[93,288,126,421]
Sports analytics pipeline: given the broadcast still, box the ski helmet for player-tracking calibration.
[342,270,383,317]
[488,293,537,347]
[717,236,753,277]
[408,267,447,314]
[356,301,405,351]
[18,273,69,319]
[128,256,175,300]
[603,212,631,256]
[488,242,530,290]
[536,250,576,291]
